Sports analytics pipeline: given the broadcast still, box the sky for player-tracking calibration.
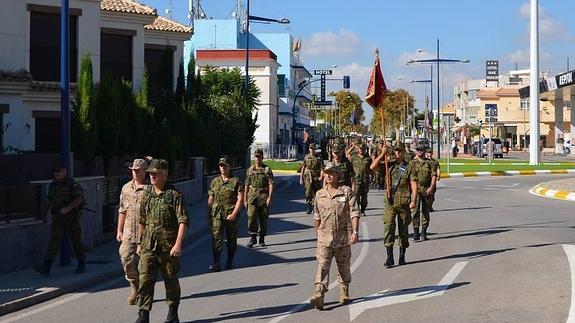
[142,0,575,124]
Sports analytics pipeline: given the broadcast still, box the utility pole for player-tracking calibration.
[529,0,540,165]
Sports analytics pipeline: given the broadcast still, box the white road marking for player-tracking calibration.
[269,221,370,323]
[348,261,468,321]
[487,183,520,188]
[445,198,458,202]
[562,245,575,323]
[0,234,212,322]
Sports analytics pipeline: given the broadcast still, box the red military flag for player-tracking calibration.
[365,49,388,110]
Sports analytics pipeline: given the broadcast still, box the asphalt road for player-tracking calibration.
[2,174,575,323]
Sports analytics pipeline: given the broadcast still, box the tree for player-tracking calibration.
[369,89,414,137]
[329,90,364,134]
[72,54,97,162]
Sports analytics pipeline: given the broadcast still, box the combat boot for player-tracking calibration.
[259,236,266,247]
[164,305,179,323]
[384,247,394,268]
[127,282,138,305]
[309,284,325,310]
[398,247,406,266]
[247,235,257,248]
[135,309,149,323]
[306,203,313,214]
[225,251,235,270]
[339,284,350,304]
[33,260,52,277]
[209,252,221,272]
[413,228,421,242]
[422,228,429,241]
[74,259,86,274]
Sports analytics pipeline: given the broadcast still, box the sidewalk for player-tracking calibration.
[530,178,575,202]
[0,176,294,317]
[442,169,575,179]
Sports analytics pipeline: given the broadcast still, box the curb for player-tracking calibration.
[529,184,575,202]
[441,169,575,179]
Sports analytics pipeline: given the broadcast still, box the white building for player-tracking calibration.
[0,0,192,153]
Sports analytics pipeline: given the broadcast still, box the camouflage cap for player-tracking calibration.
[426,148,434,153]
[394,142,406,151]
[146,159,168,173]
[218,156,230,166]
[254,148,264,157]
[414,143,428,151]
[308,143,316,149]
[332,144,345,153]
[323,163,341,174]
[129,158,148,170]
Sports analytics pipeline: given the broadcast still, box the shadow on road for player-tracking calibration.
[156,283,299,303]
[189,302,312,322]
[434,206,493,212]
[430,229,512,241]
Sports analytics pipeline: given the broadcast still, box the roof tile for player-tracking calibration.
[145,16,192,34]
[100,0,157,16]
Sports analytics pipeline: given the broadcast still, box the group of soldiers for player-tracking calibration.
[300,135,441,308]
[32,135,441,319]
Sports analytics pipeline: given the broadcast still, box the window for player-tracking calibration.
[35,117,60,153]
[145,46,174,90]
[277,74,286,97]
[468,90,477,101]
[101,33,133,83]
[29,12,78,82]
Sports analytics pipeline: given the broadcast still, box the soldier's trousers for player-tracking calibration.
[211,217,238,255]
[315,244,352,289]
[45,215,86,262]
[412,193,432,229]
[137,248,181,311]
[304,179,320,205]
[247,204,269,236]
[383,203,412,248]
[356,183,369,211]
[119,241,139,286]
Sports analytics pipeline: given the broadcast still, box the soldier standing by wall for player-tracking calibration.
[135,159,189,323]
[244,149,274,248]
[309,164,360,310]
[34,164,86,276]
[208,157,244,271]
[117,159,149,305]
[371,143,418,268]
[352,143,372,216]
[300,143,323,214]
[426,148,441,212]
[411,146,437,241]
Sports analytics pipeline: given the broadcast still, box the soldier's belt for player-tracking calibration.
[249,186,269,193]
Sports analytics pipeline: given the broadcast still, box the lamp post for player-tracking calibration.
[407,39,469,160]
[244,1,289,103]
[410,71,433,138]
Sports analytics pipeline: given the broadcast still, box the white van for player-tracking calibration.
[482,138,503,158]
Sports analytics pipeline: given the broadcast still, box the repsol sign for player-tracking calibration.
[557,71,575,87]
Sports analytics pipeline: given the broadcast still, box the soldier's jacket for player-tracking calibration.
[119,180,149,243]
[428,158,440,175]
[410,158,436,193]
[314,186,359,247]
[209,176,243,219]
[352,155,372,185]
[332,158,355,187]
[302,153,323,180]
[245,164,274,206]
[388,160,418,207]
[47,178,84,218]
[405,150,416,163]
[139,185,189,252]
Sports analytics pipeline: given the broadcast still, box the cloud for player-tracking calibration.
[504,48,553,66]
[518,2,574,43]
[303,29,361,57]
[395,50,436,67]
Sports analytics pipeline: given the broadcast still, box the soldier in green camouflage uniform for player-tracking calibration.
[135,159,189,323]
[352,143,372,216]
[411,145,437,242]
[426,148,440,212]
[34,164,86,276]
[208,157,244,272]
[300,143,323,214]
[371,143,418,268]
[329,144,355,191]
[405,143,416,163]
[245,149,274,248]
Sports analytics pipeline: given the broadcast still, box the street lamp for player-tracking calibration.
[407,39,469,159]
[244,1,290,103]
[409,75,433,138]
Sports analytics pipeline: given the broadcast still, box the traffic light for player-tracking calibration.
[343,75,350,89]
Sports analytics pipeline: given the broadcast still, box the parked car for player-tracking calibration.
[565,139,573,154]
[482,138,503,158]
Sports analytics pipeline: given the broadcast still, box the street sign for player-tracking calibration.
[485,104,498,122]
[313,100,332,106]
[313,69,333,75]
[486,60,499,82]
